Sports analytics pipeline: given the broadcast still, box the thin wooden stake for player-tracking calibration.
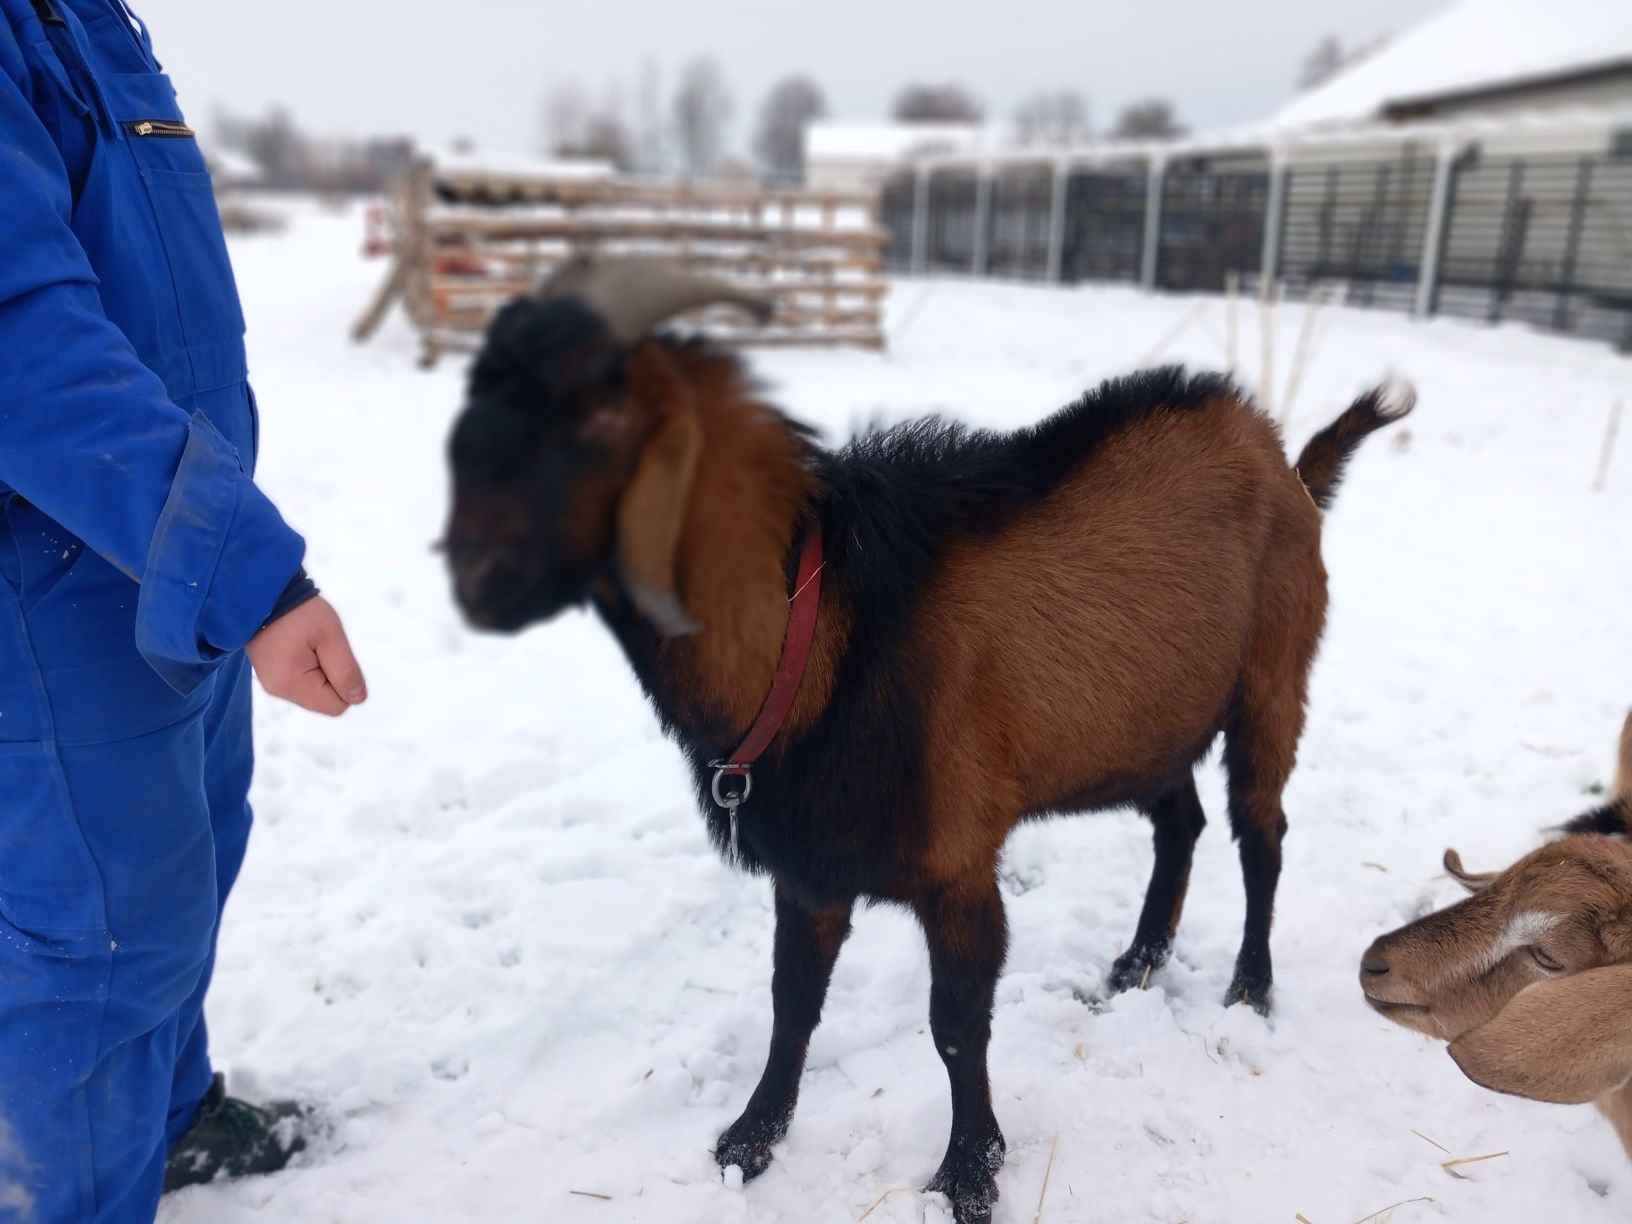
[1224,271,1240,378]
[1440,1149,1507,1170]
[1279,283,1329,429]
[568,1189,613,1201]
[1259,280,1278,420]
[1352,1195,1435,1223]
[1034,1130,1060,1223]
[1593,400,1623,492]
[1137,301,1206,369]
[857,1186,912,1221]
[890,281,938,347]
[1295,1214,1316,1224]
[1409,1128,1451,1154]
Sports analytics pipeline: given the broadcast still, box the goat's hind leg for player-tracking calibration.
[1107,775,1206,994]
[916,879,1008,1224]
[716,885,853,1180]
[1221,680,1305,1015]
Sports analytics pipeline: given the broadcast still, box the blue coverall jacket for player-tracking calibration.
[0,0,305,1217]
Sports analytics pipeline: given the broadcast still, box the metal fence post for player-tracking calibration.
[1139,157,1166,290]
[971,162,993,277]
[1045,155,1070,284]
[1488,158,1528,324]
[910,162,930,276]
[1260,154,1287,290]
[1414,141,1457,319]
[1553,157,1594,332]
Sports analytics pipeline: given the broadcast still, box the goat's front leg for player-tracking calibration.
[715,885,853,1180]
[916,879,1008,1224]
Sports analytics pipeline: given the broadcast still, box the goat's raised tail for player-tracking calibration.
[1294,377,1416,510]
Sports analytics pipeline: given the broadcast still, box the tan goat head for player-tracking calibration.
[1360,711,1632,1154]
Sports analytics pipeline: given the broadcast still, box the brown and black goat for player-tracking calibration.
[443,259,1412,1223]
[1361,712,1632,1156]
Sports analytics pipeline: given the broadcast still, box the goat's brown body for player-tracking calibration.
[917,404,1324,885]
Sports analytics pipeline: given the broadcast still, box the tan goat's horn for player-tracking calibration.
[1443,848,1499,893]
[537,255,774,342]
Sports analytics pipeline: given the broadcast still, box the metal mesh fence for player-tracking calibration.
[1434,151,1632,346]
[1156,159,1270,292]
[984,165,1055,279]
[1278,150,1436,311]
[888,135,1631,349]
[880,174,916,272]
[925,170,980,273]
[1060,167,1148,283]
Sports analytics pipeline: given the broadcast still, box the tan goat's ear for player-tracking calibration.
[1449,966,1632,1104]
[1444,848,1500,894]
[616,346,702,636]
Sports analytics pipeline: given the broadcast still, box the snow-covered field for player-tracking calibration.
[162,201,1632,1224]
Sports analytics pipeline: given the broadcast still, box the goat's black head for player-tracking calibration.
[444,257,772,635]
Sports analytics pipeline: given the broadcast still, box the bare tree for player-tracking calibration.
[1297,35,1347,91]
[673,55,734,176]
[542,82,632,169]
[893,82,984,124]
[1296,33,1385,91]
[753,74,828,184]
[1013,88,1091,147]
[1110,98,1187,141]
[542,83,590,153]
[635,58,665,174]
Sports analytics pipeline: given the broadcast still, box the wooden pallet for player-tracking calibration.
[354,159,888,365]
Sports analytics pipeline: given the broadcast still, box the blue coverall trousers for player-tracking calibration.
[0,0,306,1218]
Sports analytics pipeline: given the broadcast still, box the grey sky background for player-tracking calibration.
[132,0,1445,153]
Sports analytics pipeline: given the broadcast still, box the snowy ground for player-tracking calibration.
[161,201,1632,1224]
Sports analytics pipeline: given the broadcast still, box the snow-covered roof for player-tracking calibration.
[202,145,265,184]
[805,121,988,163]
[435,147,615,180]
[1273,0,1632,130]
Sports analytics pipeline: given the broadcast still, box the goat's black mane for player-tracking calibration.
[829,364,1239,525]
[812,365,1241,677]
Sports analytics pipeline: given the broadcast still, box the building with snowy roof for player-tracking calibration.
[804,122,992,193]
[1272,0,1632,137]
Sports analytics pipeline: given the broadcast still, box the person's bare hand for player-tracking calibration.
[245,596,367,716]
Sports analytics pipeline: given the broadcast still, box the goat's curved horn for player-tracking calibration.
[1443,848,1499,893]
[537,256,774,342]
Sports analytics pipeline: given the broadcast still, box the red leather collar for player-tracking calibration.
[709,520,823,808]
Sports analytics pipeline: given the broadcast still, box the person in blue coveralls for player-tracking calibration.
[0,0,368,1218]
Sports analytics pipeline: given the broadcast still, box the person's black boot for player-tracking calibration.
[163,1073,309,1192]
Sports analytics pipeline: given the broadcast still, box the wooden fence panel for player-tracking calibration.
[358,160,888,364]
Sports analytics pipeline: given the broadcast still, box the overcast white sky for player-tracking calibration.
[132,0,1445,153]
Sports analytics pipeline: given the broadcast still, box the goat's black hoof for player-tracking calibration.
[1107,941,1170,994]
[1223,967,1273,1016]
[714,1114,784,1182]
[926,1130,1004,1224]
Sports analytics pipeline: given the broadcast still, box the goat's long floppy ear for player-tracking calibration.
[1449,965,1632,1104]
[1444,848,1500,894]
[616,346,703,636]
